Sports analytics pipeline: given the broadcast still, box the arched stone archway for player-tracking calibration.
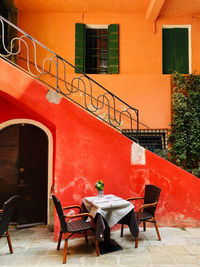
[0,119,53,227]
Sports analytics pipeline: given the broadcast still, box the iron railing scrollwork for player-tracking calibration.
[0,15,149,133]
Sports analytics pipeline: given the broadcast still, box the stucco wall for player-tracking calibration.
[13,12,200,128]
[14,12,175,128]
[1,59,200,240]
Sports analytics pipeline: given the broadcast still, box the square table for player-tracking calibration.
[82,194,139,254]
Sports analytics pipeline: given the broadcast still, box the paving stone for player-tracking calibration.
[22,246,49,256]
[119,254,152,265]
[151,254,175,265]
[120,246,149,256]
[185,227,200,237]
[38,254,69,265]
[159,227,191,237]
[185,237,200,245]
[96,254,119,265]
[148,245,188,255]
[151,265,199,267]
[67,255,97,265]
[1,226,200,267]
[0,255,11,266]
[172,254,200,265]
[159,237,188,246]
[185,245,200,255]
[5,255,41,266]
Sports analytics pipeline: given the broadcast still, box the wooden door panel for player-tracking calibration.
[17,124,48,226]
[0,124,48,227]
[0,126,19,208]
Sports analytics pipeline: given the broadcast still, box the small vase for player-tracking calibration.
[98,190,104,197]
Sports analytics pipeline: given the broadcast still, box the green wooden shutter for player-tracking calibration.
[162,28,189,74]
[108,24,119,74]
[75,23,86,73]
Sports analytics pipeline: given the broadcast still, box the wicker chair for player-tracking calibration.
[120,184,161,248]
[52,195,100,264]
[0,195,19,254]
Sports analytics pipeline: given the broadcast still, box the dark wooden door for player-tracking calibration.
[17,124,48,226]
[0,125,19,208]
[0,124,48,227]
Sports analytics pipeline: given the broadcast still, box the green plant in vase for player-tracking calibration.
[95,180,104,197]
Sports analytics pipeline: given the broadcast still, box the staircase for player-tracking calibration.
[0,15,148,136]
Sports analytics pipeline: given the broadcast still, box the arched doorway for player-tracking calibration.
[0,123,49,227]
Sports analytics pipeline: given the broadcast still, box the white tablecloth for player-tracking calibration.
[83,194,134,228]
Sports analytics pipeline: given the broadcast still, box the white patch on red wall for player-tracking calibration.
[131,142,146,165]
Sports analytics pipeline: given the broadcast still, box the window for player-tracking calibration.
[75,24,119,74]
[122,129,168,152]
[86,28,108,74]
[162,27,190,74]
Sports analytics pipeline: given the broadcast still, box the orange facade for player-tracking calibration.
[13,0,200,129]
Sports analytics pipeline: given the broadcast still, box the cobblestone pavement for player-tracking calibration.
[0,226,200,266]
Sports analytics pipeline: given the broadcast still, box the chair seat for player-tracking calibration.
[67,219,93,233]
[135,211,152,221]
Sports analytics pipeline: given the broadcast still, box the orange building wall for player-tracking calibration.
[15,11,200,128]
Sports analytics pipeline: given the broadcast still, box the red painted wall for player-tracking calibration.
[0,59,200,240]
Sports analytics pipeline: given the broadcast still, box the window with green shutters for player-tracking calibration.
[108,24,119,74]
[75,23,119,74]
[75,23,86,73]
[162,28,189,74]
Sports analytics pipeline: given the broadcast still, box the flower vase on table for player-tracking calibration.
[98,190,104,197]
[95,180,104,197]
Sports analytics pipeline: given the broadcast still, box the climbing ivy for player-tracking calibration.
[169,73,200,178]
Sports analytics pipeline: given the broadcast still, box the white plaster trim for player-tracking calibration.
[0,119,53,226]
[162,25,192,74]
[86,24,108,29]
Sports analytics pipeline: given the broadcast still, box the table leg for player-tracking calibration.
[103,219,111,243]
[98,218,123,254]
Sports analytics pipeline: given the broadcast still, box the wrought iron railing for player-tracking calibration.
[0,15,149,132]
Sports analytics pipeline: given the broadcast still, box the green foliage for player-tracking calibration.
[169,72,200,178]
[154,149,169,160]
[95,180,104,191]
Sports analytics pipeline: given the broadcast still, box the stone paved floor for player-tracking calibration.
[0,226,200,266]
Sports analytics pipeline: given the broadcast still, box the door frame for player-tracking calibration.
[0,119,53,227]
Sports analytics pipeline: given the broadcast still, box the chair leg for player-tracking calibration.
[143,221,146,232]
[154,219,161,241]
[120,224,124,237]
[6,231,13,254]
[63,234,69,264]
[91,232,100,256]
[57,231,63,250]
[135,236,138,248]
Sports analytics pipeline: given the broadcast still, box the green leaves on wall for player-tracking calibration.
[169,72,200,178]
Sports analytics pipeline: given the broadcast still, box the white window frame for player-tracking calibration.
[86,24,108,29]
[162,25,191,74]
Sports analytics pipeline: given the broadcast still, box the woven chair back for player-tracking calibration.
[143,185,161,216]
[52,195,68,232]
[0,195,19,237]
